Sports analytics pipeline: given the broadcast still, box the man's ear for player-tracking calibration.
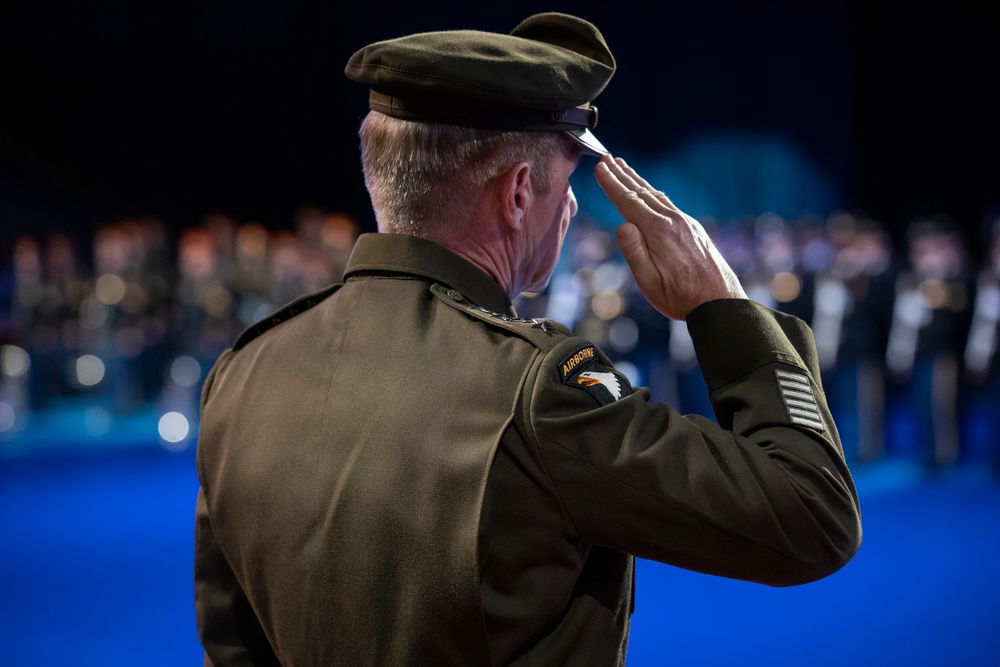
[499,162,533,231]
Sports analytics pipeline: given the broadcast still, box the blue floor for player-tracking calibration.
[1,448,998,666]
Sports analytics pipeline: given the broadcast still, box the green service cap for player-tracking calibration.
[345,12,616,155]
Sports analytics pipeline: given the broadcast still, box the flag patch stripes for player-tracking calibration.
[775,369,824,431]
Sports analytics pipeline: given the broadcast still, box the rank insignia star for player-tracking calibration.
[465,303,556,330]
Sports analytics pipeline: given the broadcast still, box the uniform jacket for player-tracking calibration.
[195,233,862,666]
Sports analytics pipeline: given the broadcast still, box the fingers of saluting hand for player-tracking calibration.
[594,156,663,300]
[595,156,675,220]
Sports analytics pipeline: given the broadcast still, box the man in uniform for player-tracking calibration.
[194,12,862,666]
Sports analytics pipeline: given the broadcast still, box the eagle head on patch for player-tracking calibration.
[576,370,624,401]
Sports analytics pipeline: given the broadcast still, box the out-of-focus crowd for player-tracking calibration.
[2,207,999,468]
[0,207,360,450]
[517,210,1000,470]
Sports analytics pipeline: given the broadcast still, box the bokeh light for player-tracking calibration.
[0,402,16,433]
[75,355,106,386]
[94,274,127,305]
[1,345,31,377]
[158,411,191,445]
[170,356,202,388]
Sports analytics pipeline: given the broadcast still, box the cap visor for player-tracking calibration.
[565,128,609,156]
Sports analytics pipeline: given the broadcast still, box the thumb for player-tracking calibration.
[617,221,672,315]
[616,222,648,267]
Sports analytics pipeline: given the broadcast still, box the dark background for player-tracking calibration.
[2,5,999,664]
[1,1,997,255]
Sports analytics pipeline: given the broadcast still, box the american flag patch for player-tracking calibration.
[775,369,824,431]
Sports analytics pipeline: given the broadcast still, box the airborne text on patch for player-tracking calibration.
[560,346,596,380]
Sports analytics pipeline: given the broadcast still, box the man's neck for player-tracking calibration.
[438,237,518,298]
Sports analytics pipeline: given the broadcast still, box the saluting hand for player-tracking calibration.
[594,155,747,321]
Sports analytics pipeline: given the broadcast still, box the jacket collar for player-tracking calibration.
[344,233,514,315]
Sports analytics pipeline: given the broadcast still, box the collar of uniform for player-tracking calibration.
[344,233,514,315]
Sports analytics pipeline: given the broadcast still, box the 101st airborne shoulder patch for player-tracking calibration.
[775,369,825,431]
[559,345,633,406]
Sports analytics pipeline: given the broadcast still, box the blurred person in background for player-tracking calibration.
[86,221,162,413]
[202,213,239,288]
[193,12,860,665]
[962,217,1000,468]
[265,230,311,307]
[174,226,239,372]
[886,218,974,467]
[131,216,175,403]
[812,213,896,462]
[741,213,812,321]
[9,236,50,412]
[319,212,361,282]
[289,206,334,296]
[10,230,93,416]
[230,222,273,329]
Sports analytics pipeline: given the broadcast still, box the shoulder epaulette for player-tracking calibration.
[430,283,570,351]
[233,283,342,350]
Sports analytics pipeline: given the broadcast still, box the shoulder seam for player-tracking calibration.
[233,283,342,350]
[429,283,570,352]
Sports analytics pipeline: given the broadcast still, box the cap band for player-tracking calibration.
[553,106,598,129]
[369,90,600,133]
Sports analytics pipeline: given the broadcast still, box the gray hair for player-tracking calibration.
[359,111,564,241]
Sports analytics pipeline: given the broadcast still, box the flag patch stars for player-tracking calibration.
[775,369,825,432]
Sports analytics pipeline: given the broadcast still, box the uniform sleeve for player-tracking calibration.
[526,299,862,587]
[194,351,280,666]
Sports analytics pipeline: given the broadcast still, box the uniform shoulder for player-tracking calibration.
[232,283,341,351]
[429,283,572,352]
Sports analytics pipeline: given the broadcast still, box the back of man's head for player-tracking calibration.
[347,12,616,242]
[359,113,562,241]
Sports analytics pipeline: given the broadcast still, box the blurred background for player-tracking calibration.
[1,1,998,665]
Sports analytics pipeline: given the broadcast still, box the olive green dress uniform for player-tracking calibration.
[196,12,860,666]
[195,233,861,666]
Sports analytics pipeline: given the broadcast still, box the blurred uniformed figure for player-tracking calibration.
[174,227,240,370]
[230,222,273,328]
[194,13,861,665]
[812,214,896,462]
[963,218,1000,463]
[741,213,812,321]
[886,219,974,466]
[8,236,52,414]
